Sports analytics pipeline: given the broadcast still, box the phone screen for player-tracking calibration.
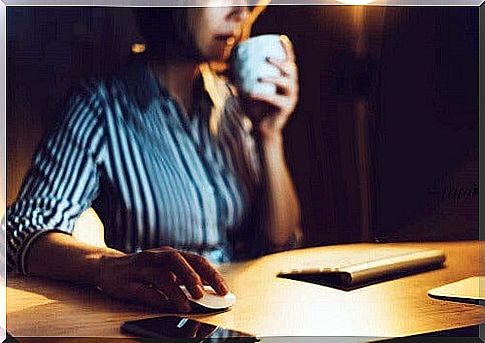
[121,315,259,341]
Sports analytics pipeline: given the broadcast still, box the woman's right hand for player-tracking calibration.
[96,246,229,312]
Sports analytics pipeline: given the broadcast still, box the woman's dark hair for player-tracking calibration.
[133,8,201,61]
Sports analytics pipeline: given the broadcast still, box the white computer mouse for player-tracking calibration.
[179,285,236,309]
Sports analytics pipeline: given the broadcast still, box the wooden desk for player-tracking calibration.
[7,241,484,341]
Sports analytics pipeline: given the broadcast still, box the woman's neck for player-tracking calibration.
[150,59,201,116]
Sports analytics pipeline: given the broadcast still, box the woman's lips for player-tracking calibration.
[215,35,237,45]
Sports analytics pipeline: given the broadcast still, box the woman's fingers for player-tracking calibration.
[155,275,193,312]
[138,248,204,300]
[183,252,229,295]
[134,267,192,312]
[125,282,178,311]
[266,57,297,79]
[280,35,296,62]
[258,76,294,96]
[166,251,205,299]
[249,92,292,113]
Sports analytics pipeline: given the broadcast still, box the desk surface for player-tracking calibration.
[7,241,484,341]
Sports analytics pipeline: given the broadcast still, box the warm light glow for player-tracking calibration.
[335,0,376,4]
[7,288,54,313]
[131,43,146,54]
[72,208,106,248]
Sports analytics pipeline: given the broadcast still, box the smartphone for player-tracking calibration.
[121,315,259,342]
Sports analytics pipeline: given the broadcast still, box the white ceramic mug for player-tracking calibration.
[230,34,290,97]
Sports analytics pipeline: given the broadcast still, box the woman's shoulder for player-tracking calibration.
[62,74,121,115]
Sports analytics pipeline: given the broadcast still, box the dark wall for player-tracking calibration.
[7,7,140,205]
[7,6,478,245]
[374,8,478,241]
[254,6,479,243]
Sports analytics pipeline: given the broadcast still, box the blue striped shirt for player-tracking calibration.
[6,56,263,274]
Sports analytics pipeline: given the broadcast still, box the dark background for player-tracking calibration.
[6,6,479,246]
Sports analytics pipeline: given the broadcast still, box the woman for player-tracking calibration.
[6,4,302,312]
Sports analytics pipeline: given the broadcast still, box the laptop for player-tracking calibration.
[428,276,484,304]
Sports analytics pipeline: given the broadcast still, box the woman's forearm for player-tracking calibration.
[24,231,125,285]
[22,230,230,311]
[259,133,302,247]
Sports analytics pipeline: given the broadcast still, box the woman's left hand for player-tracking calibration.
[248,37,299,140]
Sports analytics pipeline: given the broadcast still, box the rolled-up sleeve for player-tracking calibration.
[6,80,106,275]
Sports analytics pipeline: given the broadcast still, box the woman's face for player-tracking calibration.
[190,5,251,62]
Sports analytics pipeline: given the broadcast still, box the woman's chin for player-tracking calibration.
[206,54,229,65]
